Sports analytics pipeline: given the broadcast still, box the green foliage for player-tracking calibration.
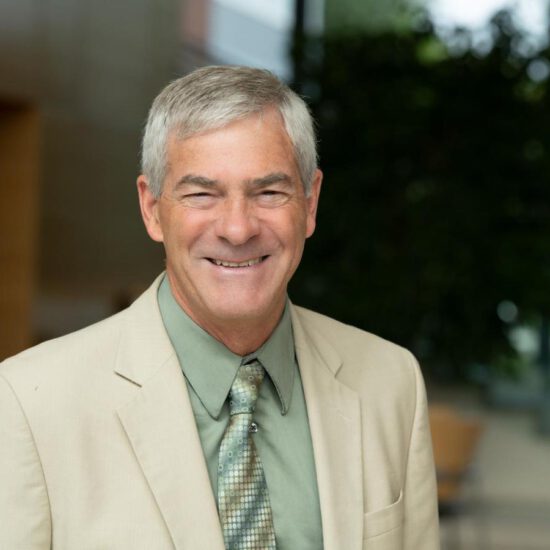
[325,0,423,34]
[290,13,550,379]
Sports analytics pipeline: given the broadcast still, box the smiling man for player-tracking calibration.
[0,66,439,550]
[138,106,320,355]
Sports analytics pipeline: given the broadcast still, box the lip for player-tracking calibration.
[204,255,270,270]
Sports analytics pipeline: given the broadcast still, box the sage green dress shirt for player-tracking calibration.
[158,277,323,549]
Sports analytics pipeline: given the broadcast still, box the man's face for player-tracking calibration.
[138,108,321,330]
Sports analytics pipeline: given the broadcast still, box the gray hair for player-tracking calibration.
[141,65,318,197]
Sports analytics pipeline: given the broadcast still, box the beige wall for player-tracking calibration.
[0,0,181,339]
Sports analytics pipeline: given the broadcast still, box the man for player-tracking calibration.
[0,66,439,549]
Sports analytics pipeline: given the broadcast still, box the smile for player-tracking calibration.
[207,256,268,268]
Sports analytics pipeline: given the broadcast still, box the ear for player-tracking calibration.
[137,175,164,242]
[305,169,322,238]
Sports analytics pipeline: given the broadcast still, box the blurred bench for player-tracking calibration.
[429,404,486,549]
[429,404,484,510]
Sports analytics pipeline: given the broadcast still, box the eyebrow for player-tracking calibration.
[173,174,218,190]
[173,172,293,191]
[247,172,293,188]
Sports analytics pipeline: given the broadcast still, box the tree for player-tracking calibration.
[290,13,550,379]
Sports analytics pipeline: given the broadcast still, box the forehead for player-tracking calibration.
[165,108,298,178]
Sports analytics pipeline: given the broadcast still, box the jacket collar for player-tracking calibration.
[113,276,363,550]
[290,305,364,550]
[114,274,225,550]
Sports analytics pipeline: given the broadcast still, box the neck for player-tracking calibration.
[167,280,284,357]
[200,319,278,356]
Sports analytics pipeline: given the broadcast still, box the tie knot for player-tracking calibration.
[228,362,265,415]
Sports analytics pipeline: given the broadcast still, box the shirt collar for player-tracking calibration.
[157,275,295,419]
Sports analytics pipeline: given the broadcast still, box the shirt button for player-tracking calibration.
[249,422,258,433]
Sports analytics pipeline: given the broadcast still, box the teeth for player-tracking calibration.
[213,257,263,268]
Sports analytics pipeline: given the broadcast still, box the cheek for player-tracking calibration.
[275,217,308,260]
[161,211,207,249]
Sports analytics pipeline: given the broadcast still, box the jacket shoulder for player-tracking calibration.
[291,305,422,399]
[292,305,415,364]
[0,277,163,384]
[0,309,126,383]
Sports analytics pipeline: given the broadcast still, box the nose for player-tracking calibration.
[215,197,260,246]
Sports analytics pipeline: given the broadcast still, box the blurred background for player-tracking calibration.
[1,0,549,547]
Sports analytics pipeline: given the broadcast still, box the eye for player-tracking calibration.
[257,189,289,207]
[179,192,217,208]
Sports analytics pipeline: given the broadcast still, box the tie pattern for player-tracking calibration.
[218,362,277,550]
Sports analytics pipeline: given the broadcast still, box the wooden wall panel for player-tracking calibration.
[0,103,40,360]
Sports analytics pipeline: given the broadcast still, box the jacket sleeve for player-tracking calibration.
[0,373,52,549]
[402,353,440,550]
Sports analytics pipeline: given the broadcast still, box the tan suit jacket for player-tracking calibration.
[0,276,439,550]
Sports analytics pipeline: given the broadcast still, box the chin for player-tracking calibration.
[210,304,264,322]
[207,294,280,323]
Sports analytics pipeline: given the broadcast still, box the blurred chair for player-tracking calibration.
[429,404,486,549]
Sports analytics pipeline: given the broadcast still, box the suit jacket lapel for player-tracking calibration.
[111,280,364,549]
[114,278,225,550]
[291,305,364,550]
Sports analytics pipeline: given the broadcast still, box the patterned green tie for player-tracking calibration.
[217,361,277,550]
